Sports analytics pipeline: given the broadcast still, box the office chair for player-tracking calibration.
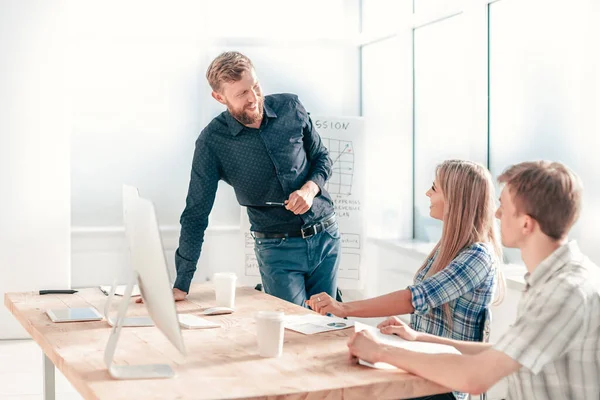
[469,308,490,400]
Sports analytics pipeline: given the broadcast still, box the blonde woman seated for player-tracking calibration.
[307,160,503,400]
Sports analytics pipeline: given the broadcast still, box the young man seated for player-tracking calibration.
[347,161,600,400]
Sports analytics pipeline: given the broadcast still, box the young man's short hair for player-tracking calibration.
[206,51,254,92]
[498,161,582,240]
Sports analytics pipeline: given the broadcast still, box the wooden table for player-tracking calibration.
[4,284,449,400]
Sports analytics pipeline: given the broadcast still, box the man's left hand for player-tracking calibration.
[285,181,319,215]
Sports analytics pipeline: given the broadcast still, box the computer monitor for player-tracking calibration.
[103,184,153,327]
[104,195,186,379]
[123,184,175,284]
[129,196,185,353]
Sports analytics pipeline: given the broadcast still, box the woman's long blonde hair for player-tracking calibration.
[416,160,504,328]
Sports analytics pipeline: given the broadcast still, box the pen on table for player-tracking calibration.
[265,202,286,206]
[39,290,78,295]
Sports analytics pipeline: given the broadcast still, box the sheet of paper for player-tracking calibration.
[354,321,461,370]
[284,314,354,335]
[99,285,141,297]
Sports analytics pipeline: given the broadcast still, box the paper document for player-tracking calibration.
[354,321,461,370]
[99,285,141,297]
[285,314,354,335]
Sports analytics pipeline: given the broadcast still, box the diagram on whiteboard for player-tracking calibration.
[315,117,365,290]
[339,232,361,280]
[245,253,260,277]
[322,138,354,196]
[243,232,260,277]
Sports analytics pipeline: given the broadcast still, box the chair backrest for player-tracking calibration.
[479,308,491,343]
[476,308,491,400]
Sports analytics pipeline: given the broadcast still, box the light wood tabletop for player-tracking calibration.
[4,284,450,400]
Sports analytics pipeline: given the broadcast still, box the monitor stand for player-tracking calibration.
[104,280,153,327]
[104,274,175,379]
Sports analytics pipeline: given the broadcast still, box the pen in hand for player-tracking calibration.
[265,202,285,206]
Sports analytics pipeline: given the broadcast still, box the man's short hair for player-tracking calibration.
[498,161,582,240]
[206,51,254,92]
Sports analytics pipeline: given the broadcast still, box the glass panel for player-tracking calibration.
[362,36,413,239]
[413,14,487,242]
[489,0,600,264]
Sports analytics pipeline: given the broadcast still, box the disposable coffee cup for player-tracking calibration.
[213,272,237,308]
[255,311,285,358]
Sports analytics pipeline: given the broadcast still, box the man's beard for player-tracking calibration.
[228,98,264,126]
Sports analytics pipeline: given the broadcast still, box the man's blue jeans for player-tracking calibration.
[254,220,341,306]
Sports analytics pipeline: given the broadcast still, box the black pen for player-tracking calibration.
[39,289,78,295]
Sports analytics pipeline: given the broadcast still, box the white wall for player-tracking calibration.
[0,1,360,304]
[69,1,360,228]
[68,1,361,286]
[71,227,241,288]
[0,1,71,339]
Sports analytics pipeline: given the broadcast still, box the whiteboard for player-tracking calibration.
[240,211,261,287]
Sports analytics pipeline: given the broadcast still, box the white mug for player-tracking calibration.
[213,272,237,308]
[255,311,285,358]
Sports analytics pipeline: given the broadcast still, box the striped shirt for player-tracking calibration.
[408,242,498,400]
[494,241,600,400]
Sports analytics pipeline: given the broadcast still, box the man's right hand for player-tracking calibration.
[135,288,187,303]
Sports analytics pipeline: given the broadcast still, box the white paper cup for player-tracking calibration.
[255,311,285,358]
[213,272,237,308]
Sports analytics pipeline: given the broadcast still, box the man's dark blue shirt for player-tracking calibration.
[174,93,334,293]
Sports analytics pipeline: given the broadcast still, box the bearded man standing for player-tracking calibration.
[170,52,340,307]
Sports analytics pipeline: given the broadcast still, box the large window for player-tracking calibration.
[413,14,487,242]
[361,0,600,266]
[489,0,600,263]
